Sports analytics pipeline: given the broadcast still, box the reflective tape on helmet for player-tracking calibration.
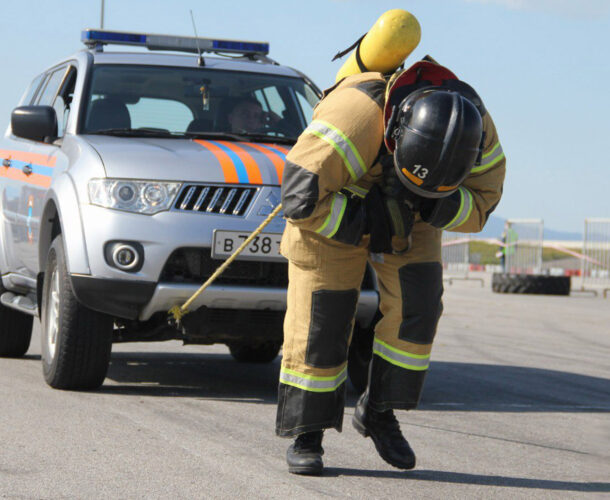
[373,338,430,371]
[279,366,347,392]
[471,142,504,173]
[305,120,367,181]
[316,192,348,238]
[443,187,474,231]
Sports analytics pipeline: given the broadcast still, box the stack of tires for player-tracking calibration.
[491,273,570,296]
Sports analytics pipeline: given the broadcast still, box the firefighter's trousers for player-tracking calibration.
[276,221,444,437]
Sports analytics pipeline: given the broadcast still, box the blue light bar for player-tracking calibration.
[81,30,146,45]
[212,40,269,54]
[81,29,269,56]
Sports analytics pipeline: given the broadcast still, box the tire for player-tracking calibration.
[0,283,34,358]
[229,341,281,363]
[41,237,113,390]
[491,273,571,296]
[347,319,377,395]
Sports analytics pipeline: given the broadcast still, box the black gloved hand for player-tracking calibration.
[378,153,422,211]
[365,185,393,253]
[380,159,415,243]
[365,157,415,254]
[418,190,463,229]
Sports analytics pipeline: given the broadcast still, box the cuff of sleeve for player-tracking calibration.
[334,195,366,245]
[419,191,462,229]
[315,191,366,246]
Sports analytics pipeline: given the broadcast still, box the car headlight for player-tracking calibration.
[88,179,182,215]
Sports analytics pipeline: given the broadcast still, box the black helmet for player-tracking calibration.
[388,87,483,199]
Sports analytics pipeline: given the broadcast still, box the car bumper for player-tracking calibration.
[78,192,287,283]
[70,275,380,327]
[70,275,157,319]
[75,198,379,326]
[139,284,379,325]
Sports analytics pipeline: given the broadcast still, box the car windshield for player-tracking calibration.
[81,64,320,142]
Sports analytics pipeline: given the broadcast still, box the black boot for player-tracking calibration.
[286,431,324,475]
[352,392,416,470]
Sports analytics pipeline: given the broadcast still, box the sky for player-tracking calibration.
[1,0,609,233]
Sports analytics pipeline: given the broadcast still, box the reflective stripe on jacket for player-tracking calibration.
[281,62,506,251]
[281,72,385,245]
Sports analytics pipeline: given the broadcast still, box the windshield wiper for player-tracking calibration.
[184,131,249,141]
[90,128,176,138]
[185,131,296,145]
[237,133,297,145]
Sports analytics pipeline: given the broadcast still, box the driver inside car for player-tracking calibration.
[227,97,280,134]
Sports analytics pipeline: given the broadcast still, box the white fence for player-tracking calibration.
[580,218,610,296]
[504,219,544,275]
[441,232,484,285]
[439,217,608,297]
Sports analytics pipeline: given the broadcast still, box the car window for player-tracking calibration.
[53,66,77,137]
[126,98,193,131]
[37,68,67,106]
[82,65,319,140]
[19,74,45,106]
[295,92,314,125]
[254,87,286,117]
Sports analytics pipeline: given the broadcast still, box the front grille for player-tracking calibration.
[160,248,288,286]
[174,184,257,216]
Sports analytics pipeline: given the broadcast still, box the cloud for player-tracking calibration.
[465,0,610,18]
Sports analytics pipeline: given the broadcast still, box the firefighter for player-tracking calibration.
[277,58,506,475]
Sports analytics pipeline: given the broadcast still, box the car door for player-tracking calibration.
[0,72,46,278]
[1,63,74,279]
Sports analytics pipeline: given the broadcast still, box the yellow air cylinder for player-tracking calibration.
[335,9,421,82]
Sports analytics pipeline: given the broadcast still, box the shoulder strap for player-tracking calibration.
[332,34,369,72]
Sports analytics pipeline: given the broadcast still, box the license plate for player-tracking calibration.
[212,230,284,261]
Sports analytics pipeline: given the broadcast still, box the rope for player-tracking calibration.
[168,203,283,323]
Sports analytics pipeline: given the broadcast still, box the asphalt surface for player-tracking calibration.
[1,279,609,499]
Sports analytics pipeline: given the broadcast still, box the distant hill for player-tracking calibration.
[543,226,582,242]
[474,216,583,241]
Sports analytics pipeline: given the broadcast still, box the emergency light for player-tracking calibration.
[81,29,269,56]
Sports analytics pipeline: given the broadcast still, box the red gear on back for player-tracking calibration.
[384,61,458,152]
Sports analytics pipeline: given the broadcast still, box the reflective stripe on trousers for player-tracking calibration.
[279,366,348,393]
[372,338,430,371]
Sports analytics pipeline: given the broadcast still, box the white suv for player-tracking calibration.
[0,30,379,390]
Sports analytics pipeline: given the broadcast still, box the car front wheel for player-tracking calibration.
[41,237,113,390]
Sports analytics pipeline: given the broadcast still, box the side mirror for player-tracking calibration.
[11,106,58,142]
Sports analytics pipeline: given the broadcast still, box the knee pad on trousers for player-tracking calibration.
[398,262,444,344]
[306,289,359,368]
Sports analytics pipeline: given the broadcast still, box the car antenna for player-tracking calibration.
[190,10,205,67]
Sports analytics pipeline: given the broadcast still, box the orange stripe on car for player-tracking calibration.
[0,149,56,168]
[271,145,290,155]
[244,142,285,184]
[0,167,51,188]
[194,140,239,184]
[216,141,263,185]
